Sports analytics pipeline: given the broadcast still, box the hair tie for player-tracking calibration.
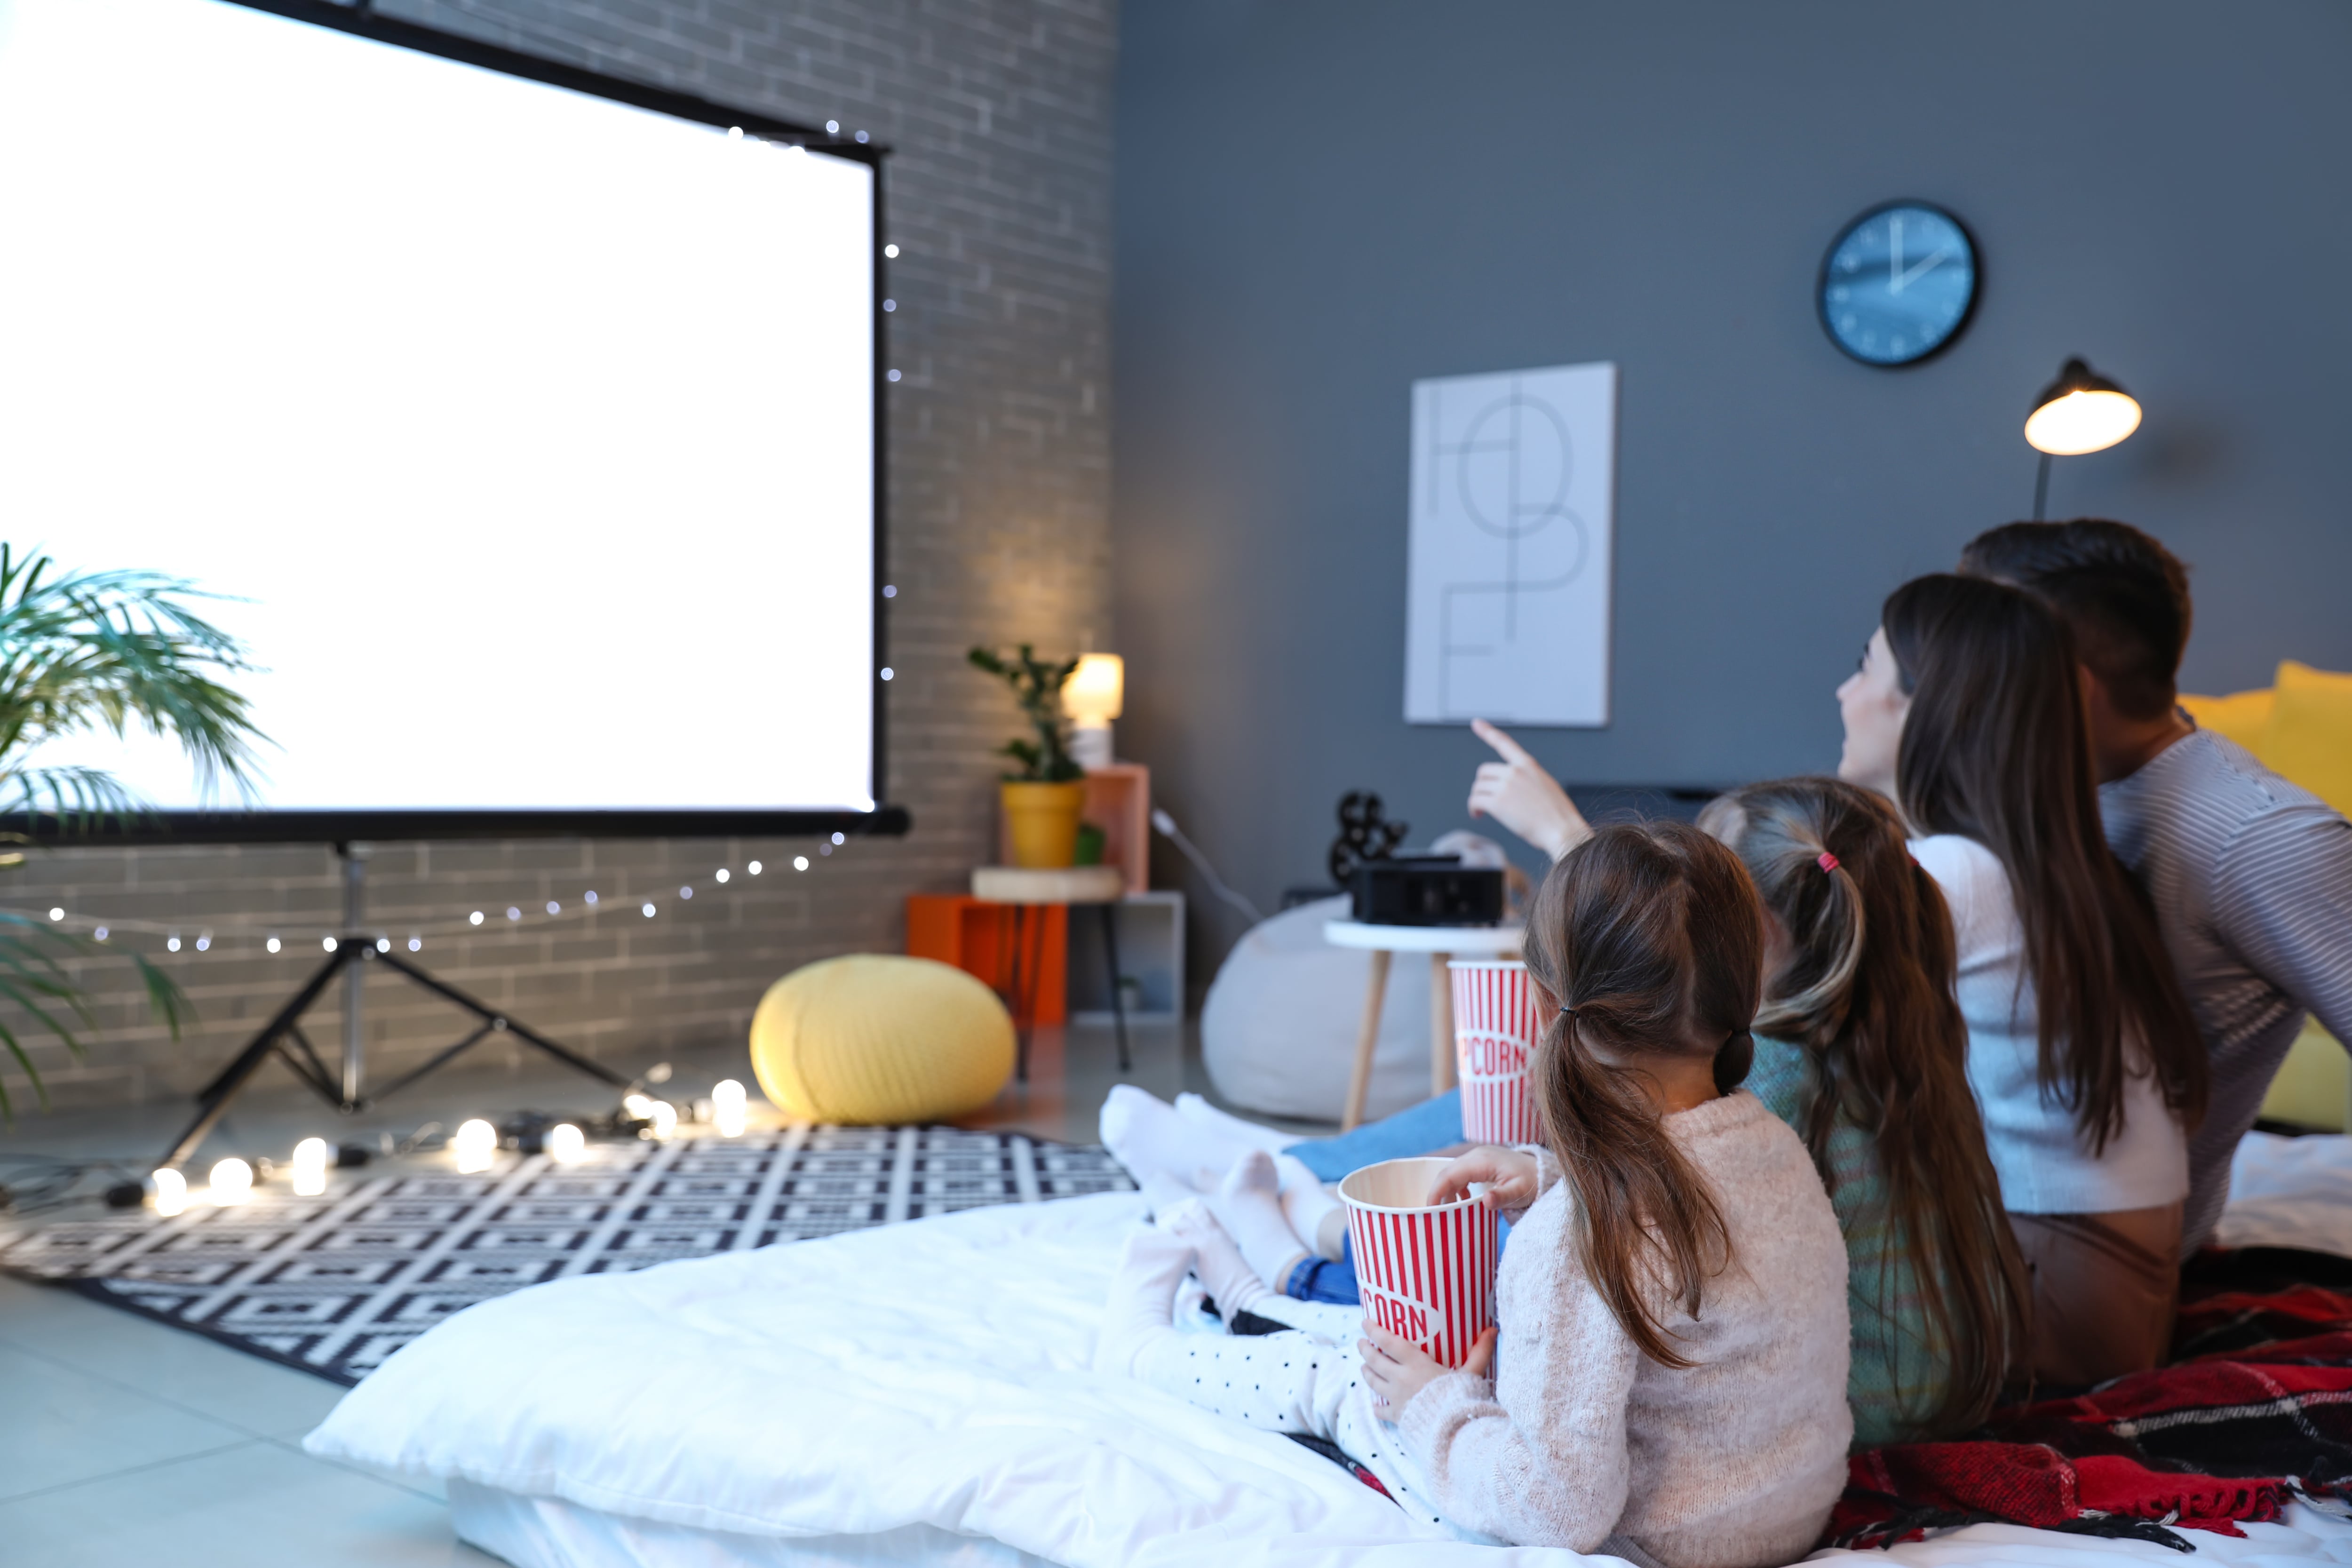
[1816,851,1840,873]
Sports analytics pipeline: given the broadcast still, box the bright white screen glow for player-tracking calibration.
[0,0,876,812]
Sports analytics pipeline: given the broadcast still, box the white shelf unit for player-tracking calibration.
[1066,891,1186,1023]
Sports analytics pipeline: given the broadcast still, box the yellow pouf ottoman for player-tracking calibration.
[749,954,1016,1124]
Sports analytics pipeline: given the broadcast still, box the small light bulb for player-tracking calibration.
[622,1092,653,1120]
[93,925,107,941]
[747,861,762,875]
[794,856,810,871]
[853,130,868,144]
[546,900,560,914]
[883,243,899,259]
[408,936,421,952]
[642,902,656,917]
[882,298,895,312]
[469,910,484,925]
[832,832,846,845]
[151,1167,188,1216]
[648,1100,677,1138]
[679,885,693,899]
[826,119,839,133]
[506,907,521,921]
[292,1137,329,1196]
[715,869,730,883]
[323,936,337,952]
[886,369,901,382]
[373,937,388,952]
[712,1079,747,1138]
[453,1118,498,1174]
[727,125,742,139]
[167,936,181,953]
[194,935,210,952]
[882,585,897,598]
[266,936,281,954]
[585,890,599,905]
[880,667,894,680]
[47,907,62,922]
[548,1122,585,1162]
[209,1157,253,1205]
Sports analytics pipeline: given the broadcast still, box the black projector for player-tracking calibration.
[1349,856,1506,927]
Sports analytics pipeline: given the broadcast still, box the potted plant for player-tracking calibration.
[967,644,1087,868]
[0,546,264,1118]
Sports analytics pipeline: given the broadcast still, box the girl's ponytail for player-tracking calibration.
[1525,821,1765,1368]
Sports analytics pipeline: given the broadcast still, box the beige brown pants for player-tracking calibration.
[2009,1203,2182,1388]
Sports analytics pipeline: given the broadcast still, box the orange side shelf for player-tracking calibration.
[906,894,1067,1026]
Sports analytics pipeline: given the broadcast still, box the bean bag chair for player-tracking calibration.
[750,954,1014,1124]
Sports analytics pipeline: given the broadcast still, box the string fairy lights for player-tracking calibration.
[0,849,829,960]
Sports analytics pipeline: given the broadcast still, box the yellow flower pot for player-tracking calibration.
[1000,780,1088,868]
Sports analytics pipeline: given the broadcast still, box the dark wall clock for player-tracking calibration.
[1818,201,1979,366]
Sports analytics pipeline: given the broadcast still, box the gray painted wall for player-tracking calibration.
[1112,0,2352,969]
[10,0,1116,1110]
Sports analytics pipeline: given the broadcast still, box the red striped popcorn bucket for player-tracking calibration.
[1338,1156,1497,1369]
[1449,958,1544,1145]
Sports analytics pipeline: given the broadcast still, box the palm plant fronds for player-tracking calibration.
[0,544,270,812]
[968,644,1083,782]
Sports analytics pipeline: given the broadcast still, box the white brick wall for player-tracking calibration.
[5,0,1117,1108]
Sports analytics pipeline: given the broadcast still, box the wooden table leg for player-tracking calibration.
[1343,948,1392,1132]
[1431,951,1456,1097]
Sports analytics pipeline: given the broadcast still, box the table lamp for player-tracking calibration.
[1065,652,1123,769]
[2025,357,2141,519]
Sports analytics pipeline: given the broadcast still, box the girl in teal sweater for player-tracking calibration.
[1698,777,2027,1443]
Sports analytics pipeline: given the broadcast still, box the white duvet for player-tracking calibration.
[308,1134,2352,1568]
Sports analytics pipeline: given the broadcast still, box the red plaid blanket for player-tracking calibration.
[1830,1248,2352,1551]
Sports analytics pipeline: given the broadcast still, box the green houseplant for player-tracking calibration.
[967,643,1088,868]
[0,546,264,1117]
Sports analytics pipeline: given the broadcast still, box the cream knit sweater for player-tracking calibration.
[1396,1090,1852,1568]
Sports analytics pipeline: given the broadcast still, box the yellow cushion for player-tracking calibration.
[2264,661,2352,817]
[749,954,1014,1124]
[2178,688,2274,756]
[2259,1018,2348,1131]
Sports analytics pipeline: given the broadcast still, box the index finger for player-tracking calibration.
[1470,717,1533,765]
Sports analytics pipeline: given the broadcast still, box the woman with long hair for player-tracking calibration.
[1095,823,1851,1567]
[1839,573,2205,1385]
[1698,778,2026,1440]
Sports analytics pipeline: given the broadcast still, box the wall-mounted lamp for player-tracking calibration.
[1064,652,1124,770]
[2025,357,2141,519]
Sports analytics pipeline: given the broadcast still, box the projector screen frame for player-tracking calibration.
[7,0,902,846]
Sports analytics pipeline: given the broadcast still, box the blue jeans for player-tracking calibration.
[1284,1236,1362,1305]
[1283,1088,1463,1183]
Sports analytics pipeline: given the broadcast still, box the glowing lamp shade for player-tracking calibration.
[1063,654,1124,725]
[2025,358,2141,456]
[208,1157,254,1205]
[151,1166,188,1216]
[291,1136,331,1196]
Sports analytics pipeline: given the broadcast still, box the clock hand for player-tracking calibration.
[1889,215,1904,292]
[1894,248,1949,292]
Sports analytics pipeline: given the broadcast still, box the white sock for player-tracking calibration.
[1098,1085,1223,1192]
[1094,1226,1194,1377]
[1175,1092,1295,1158]
[1157,1200,1271,1315]
[1273,1154,1347,1261]
[1136,1172,1197,1221]
[1208,1151,1310,1289]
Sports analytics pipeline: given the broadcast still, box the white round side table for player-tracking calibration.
[1322,919,1523,1131]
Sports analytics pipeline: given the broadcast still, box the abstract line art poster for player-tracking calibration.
[1404,360,1616,727]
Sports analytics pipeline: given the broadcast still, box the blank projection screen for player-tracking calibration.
[0,0,881,826]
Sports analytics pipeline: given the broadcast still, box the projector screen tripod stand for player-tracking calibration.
[159,848,629,1170]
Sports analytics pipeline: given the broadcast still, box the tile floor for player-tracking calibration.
[0,1017,1324,1562]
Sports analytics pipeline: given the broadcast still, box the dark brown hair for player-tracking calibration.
[1698,777,2027,1435]
[1522,820,1763,1369]
[1958,519,2193,722]
[1883,574,2205,1147]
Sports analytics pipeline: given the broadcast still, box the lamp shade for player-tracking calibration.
[1064,653,1123,724]
[2024,357,2141,456]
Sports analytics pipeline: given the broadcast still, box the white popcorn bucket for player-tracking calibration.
[1338,1156,1497,1369]
[1449,958,1544,1146]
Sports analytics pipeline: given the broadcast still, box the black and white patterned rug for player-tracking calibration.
[0,1125,1133,1385]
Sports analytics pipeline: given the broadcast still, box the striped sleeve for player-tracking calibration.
[2212,803,2352,1050]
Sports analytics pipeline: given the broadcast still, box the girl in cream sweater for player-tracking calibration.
[1096,822,1852,1568]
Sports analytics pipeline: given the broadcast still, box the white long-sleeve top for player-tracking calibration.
[1908,832,2188,1214]
[1395,1090,1851,1568]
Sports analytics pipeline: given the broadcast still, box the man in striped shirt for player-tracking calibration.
[1961,520,2352,1253]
